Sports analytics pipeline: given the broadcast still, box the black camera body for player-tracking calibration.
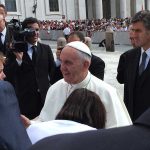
[7,19,36,52]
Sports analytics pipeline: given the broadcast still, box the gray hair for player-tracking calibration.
[131,10,150,30]
[76,50,91,64]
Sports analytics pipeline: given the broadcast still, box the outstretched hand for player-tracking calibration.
[20,114,31,128]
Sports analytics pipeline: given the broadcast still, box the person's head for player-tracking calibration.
[56,88,106,129]
[60,41,91,84]
[63,26,70,41]
[128,25,136,48]
[67,31,85,43]
[0,4,7,18]
[131,10,150,50]
[0,52,6,80]
[84,37,92,49]
[0,4,7,31]
[22,17,40,45]
[57,37,67,50]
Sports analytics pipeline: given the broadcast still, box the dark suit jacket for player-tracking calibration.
[89,54,105,80]
[0,137,9,150]
[4,42,56,119]
[29,108,150,150]
[0,27,10,55]
[53,54,105,83]
[0,81,31,150]
[117,47,150,121]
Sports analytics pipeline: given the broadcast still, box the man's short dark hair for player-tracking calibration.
[69,31,85,42]
[0,4,7,14]
[22,17,40,30]
[131,10,150,30]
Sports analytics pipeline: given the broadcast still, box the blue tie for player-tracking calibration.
[139,52,147,75]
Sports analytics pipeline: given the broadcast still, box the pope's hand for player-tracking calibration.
[20,114,31,128]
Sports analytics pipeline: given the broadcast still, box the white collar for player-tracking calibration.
[66,71,91,97]
[141,47,150,58]
[28,42,38,49]
[1,27,6,36]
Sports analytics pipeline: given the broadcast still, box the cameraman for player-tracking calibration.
[4,17,56,119]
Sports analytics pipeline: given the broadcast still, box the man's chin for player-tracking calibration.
[64,77,69,83]
[63,77,73,84]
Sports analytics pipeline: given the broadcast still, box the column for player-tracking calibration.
[110,0,116,17]
[126,0,131,17]
[146,0,150,10]
[78,0,86,20]
[120,0,127,18]
[86,0,94,19]
[135,0,145,12]
[95,0,103,19]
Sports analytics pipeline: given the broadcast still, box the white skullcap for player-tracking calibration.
[66,41,92,57]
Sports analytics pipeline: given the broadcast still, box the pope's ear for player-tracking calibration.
[83,60,91,69]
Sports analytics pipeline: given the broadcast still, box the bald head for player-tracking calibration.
[84,37,92,49]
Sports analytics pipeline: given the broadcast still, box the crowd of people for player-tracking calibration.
[39,17,131,34]
[0,2,150,150]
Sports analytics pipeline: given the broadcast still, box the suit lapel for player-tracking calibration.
[134,108,150,127]
[23,44,32,64]
[128,48,141,88]
[137,59,150,87]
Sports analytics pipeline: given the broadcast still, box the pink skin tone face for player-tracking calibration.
[132,22,150,50]
[26,23,40,45]
[60,46,88,84]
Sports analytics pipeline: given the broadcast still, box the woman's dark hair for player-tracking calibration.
[56,88,106,129]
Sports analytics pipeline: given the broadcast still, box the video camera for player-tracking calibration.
[7,19,36,52]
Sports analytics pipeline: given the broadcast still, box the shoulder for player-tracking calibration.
[91,54,105,65]
[121,47,141,57]
[92,54,104,62]
[0,81,13,92]
[90,75,115,92]
[46,79,67,94]
[38,42,51,49]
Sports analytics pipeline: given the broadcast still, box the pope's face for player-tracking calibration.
[60,46,87,84]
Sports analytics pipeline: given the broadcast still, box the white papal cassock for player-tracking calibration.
[39,71,132,128]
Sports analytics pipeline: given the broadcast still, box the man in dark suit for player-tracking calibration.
[29,108,150,150]
[4,17,56,119]
[0,80,31,150]
[117,10,150,121]
[84,36,105,80]
[54,31,105,83]
[0,4,10,55]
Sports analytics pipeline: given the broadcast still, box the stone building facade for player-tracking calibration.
[1,0,150,21]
